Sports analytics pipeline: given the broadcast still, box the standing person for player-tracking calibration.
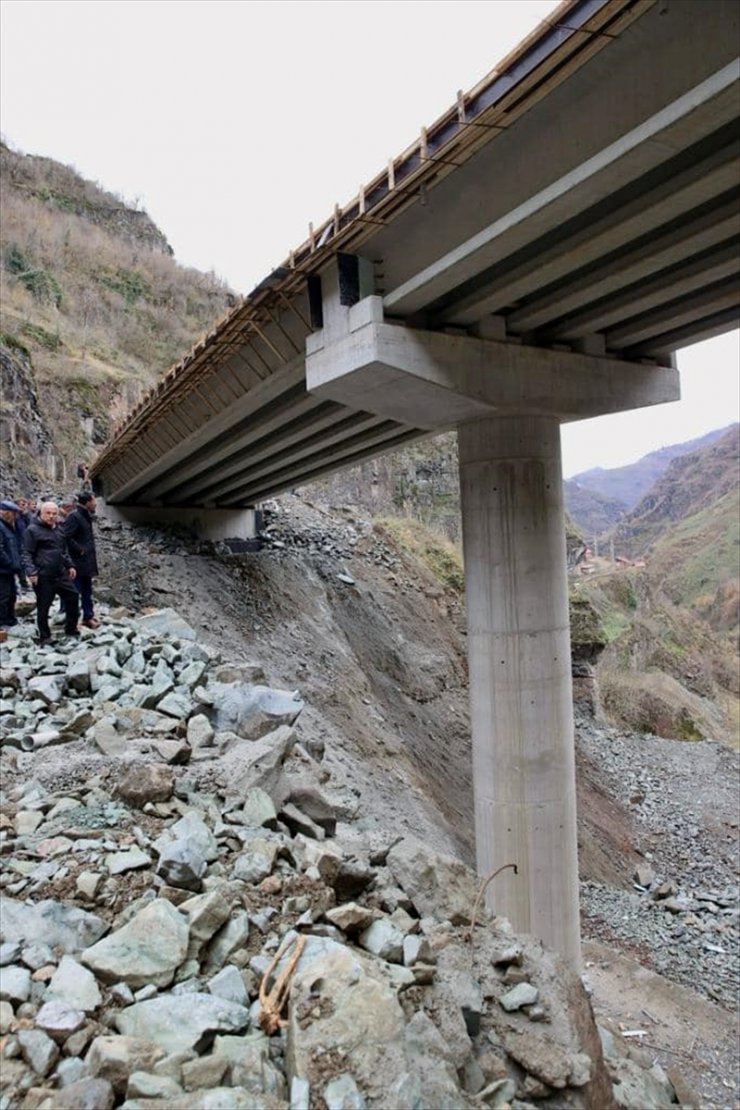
[22,501,79,646]
[0,500,27,637]
[61,491,100,628]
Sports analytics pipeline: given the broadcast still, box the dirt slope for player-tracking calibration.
[91,493,739,1107]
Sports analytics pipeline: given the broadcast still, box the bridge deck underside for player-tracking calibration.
[93,0,740,509]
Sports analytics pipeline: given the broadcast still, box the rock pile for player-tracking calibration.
[1,610,684,1109]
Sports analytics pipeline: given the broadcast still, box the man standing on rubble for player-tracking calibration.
[61,490,101,629]
[23,501,79,647]
[0,500,27,638]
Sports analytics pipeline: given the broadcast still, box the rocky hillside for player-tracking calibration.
[0,499,738,1108]
[567,426,734,515]
[0,141,233,490]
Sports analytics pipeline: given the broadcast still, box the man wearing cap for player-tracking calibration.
[22,501,79,646]
[61,491,100,629]
[0,500,28,635]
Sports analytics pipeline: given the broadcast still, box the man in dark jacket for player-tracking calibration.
[61,491,100,628]
[23,501,79,646]
[0,499,27,634]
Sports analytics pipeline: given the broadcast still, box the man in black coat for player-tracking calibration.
[22,501,79,646]
[0,499,27,634]
[61,491,100,628]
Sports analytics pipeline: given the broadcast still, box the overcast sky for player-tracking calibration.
[1,0,738,477]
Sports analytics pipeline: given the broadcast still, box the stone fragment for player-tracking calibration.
[107,847,152,875]
[202,911,250,975]
[0,998,13,1034]
[180,888,235,950]
[116,992,250,1054]
[209,682,303,740]
[219,724,297,798]
[290,1075,311,1110]
[241,788,278,828]
[46,1078,116,1109]
[403,1010,463,1109]
[137,609,198,641]
[358,918,404,963]
[281,801,325,840]
[28,675,64,705]
[232,839,279,883]
[92,720,126,757]
[153,738,191,764]
[158,690,194,719]
[0,892,107,954]
[157,840,207,891]
[181,1053,229,1091]
[325,903,378,935]
[208,965,248,1006]
[324,1073,366,1109]
[66,658,91,693]
[55,1055,87,1087]
[76,872,102,902]
[116,763,175,807]
[154,812,219,861]
[386,837,477,924]
[86,1035,166,1095]
[186,714,215,750]
[17,1027,60,1076]
[81,900,188,988]
[634,864,656,888]
[127,1070,184,1099]
[0,964,31,1002]
[14,810,43,835]
[501,1028,571,1088]
[21,941,54,970]
[402,934,434,966]
[35,999,85,1041]
[499,982,539,1011]
[287,946,407,1101]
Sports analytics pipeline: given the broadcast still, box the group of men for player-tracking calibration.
[0,491,100,647]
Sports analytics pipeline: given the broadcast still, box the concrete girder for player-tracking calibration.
[544,237,740,340]
[220,422,420,507]
[383,62,740,318]
[438,136,740,329]
[502,196,740,337]
[306,297,679,430]
[139,389,326,502]
[173,409,388,505]
[101,360,306,504]
[604,275,740,349]
[624,305,740,359]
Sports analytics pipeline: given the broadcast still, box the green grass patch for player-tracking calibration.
[374,515,464,592]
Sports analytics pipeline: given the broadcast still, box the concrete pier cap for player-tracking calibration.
[307,293,680,964]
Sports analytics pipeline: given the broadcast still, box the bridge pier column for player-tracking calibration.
[458,414,580,965]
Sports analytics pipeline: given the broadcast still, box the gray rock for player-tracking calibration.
[81,900,188,988]
[0,892,108,954]
[186,714,215,750]
[28,675,64,705]
[86,1035,166,1095]
[209,682,303,740]
[137,609,198,641]
[404,1011,464,1109]
[287,945,408,1103]
[202,910,250,975]
[179,888,236,950]
[56,1055,88,1088]
[324,1073,367,1110]
[92,719,127,757]
[154,812,219,862]
[402,934,434,966]
[116,992,250,1054]
[66,659,91,693]
[219,724,297,799]
[17,1027,60,1076]
[0,941,22,966]
[241,788,278,829]
[158,690,194,719]
[107,847,152,875]
[325,903,378,935]
[231,839,279,883]
[157,839,207,891]
[44,1078,116,1110]
[386,837,477,925]
[127,1070,184,1099]
[499,982,539,1012]
[116,764,175,808]
[0,965,31,1003]
[208,965,248,1006]
[181,1053,229,1091]
[178,661,207,690]
[20,941,53,970]
[290,1075,311,1110]
[358,918,404,963]
[35,999,86,1041]
[0,999,13,1034]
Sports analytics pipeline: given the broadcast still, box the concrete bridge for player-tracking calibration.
[92,0,740,965]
